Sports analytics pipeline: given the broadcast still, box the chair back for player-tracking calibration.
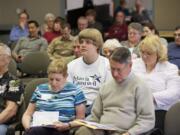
[19,52,50,77]
[8,59,17,76]
[24,78,48,108]
[164,102,180,135]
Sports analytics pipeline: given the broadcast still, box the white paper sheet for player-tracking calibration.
[31,111,59,127]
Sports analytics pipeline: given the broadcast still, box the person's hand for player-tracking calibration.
[104,32,109,37]
[69,120,81,127]
[24,127,32,134]
[16,55,23,62]
[25,127,30,131]
[19,21,26,29]
[139,7,145,14]
[53,121,69,131]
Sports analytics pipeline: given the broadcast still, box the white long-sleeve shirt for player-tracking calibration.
[132,58,180,110]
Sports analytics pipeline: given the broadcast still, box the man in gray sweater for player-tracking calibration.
[75,47,155,135]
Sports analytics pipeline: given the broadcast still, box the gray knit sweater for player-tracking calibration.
[89,72,155,135]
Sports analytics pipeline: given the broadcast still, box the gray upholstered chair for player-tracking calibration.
[164,102,180,135]
[8,58,17,76]
[23,78,48,107]
[19,51,50,77]
[18,52,50,84]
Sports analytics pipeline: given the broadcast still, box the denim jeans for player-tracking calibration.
[0,124,8,135]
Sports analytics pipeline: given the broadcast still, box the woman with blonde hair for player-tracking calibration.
[22,59,86,135]
[132,35,180,132]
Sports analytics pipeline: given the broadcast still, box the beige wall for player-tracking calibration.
[0,0,65,27]
[0,0,179,30]
[154,0,180,30]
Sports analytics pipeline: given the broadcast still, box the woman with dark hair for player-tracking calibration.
[142,22,168,47]
[105,11,128,42]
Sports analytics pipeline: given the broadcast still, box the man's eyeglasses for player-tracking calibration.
[128,32,140,36]
[0,54,9,57]
[174,33,180,37]
[73,45,81,49]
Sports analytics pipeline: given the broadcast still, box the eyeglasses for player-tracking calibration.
[73,45,81,49]
[174,33,180,37]
[128,31,140,36]
[141,51,155,57]
[0,54,9,58]
[19,16,27,19]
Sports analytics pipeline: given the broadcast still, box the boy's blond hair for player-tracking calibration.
[79,28,103,51]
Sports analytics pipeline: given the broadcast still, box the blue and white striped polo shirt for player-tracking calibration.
[31,82,86,122]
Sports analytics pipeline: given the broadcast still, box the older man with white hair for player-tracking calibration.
[0,43,24,135]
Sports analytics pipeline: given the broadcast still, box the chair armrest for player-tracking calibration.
[6,122,24,135]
